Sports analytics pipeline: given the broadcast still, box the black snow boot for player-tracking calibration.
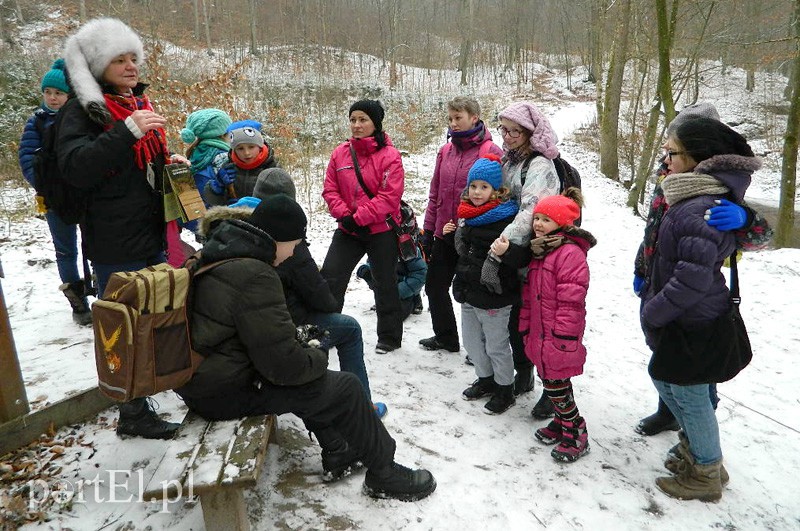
[117,398,180,440]
[59,280,92,326]
[363,462,436,501]
[531,390,556,419]
[315,428,364,482]
[462,376,497,401]
[484,384,516,415]
[635,398,679,436]
[513,365,535,396]
[412,294,424,315]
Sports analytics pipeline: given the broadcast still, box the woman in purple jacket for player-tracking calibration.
[419,96,503,354]
[321,100,405,354]
[641,117,758,502]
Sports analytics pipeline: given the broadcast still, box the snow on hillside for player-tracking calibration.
[1,26,799,531]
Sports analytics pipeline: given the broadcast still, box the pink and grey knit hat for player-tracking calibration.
[498,101,559,159]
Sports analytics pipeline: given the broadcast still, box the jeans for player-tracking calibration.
[321,229,402,346]
[181,371,396,470]
[424,237,459,344]
[45,211,81,284]
[94,252,166,298]
[652,378,722,465]
[304,312,372,401]
[461,303,514,386]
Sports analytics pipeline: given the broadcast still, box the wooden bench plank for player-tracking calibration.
[199,487,249,531]
[220,414,275,488]
[189,417,243,494]
[142,412,210,500]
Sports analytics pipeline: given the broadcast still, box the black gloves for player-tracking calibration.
[340,215,369,235]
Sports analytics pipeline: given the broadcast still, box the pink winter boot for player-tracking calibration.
[535,417,563,445]
[551,417,590,462]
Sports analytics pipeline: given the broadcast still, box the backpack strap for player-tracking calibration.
[729,251,741,305]
[349,143,375,199]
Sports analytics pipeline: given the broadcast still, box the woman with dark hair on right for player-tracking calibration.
[640,116,758,502]
[634,103,772,437]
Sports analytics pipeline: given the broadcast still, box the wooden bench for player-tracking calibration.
[143,412,277,531]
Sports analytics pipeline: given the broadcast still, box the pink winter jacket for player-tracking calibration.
[519,230,594,380]
[323,134,403,235]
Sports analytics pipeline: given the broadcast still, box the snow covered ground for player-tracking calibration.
[2,45,799,531]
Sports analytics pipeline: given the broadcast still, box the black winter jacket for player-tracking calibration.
[56,93,165,263]
[275,242,339,324]
[177,218,328,399]
[452,216,520,309]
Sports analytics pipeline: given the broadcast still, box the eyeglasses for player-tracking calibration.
[665,150,686,160]
[497,125,524,139]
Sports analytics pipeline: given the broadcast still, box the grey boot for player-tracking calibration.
[59,280,92,326]
[656,453,723,502]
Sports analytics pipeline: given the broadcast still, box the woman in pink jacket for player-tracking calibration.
[517,188,596,463]
[321,100,405,354]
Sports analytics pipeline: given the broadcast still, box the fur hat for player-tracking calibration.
[63,18,144,123]
[41,58,69,93]
[675,117,754,164]
[253,168,296,201]
[227,120,264,149]
[467,154,503,190]
[498,101,559,159]
[180,108,232,143]
[248,194,307,242]
[666,102,720,137]
[534,195,581,227]
[349,99,385,132]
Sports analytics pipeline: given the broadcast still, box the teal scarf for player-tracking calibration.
[189,138,230,173]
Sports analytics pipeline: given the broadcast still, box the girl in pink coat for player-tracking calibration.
[320,100,405,354]
[518,188,596,462]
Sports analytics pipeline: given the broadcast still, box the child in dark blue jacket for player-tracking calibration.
[17,59,91,326]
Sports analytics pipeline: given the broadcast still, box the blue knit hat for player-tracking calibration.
[467,154,503,190]
[227,119,264,149]
[180,108,233,143]
[41,59,69,93]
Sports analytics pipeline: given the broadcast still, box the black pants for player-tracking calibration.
[509,298,532,371]
[181,371,396,470]
[423,236,459,344]
[321,229,403,346]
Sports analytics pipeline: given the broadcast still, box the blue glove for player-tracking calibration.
[633,275,645,296]
[705,199,747,231]
[229,196,261,209]
[209,165,237,195]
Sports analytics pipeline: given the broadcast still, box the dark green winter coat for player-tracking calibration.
[176,215,328,399]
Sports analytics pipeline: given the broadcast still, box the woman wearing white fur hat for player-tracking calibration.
[58,17,185,440]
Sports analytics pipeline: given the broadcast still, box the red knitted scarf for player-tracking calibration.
[231,145,270,170]
[457,199,500,219]
[103,93,168,170]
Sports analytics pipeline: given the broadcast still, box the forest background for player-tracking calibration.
[0,0,797,242]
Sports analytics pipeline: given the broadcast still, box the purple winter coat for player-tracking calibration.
[423,130,503,239]
[641,154,759,343]
[519,227,596,380]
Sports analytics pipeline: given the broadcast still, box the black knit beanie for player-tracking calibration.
[349,99,385,132]
[676,117,754,164]
[248,194,307,242]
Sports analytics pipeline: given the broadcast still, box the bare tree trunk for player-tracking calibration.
[192,0,200,39]
[79,0,86,22]
[13,0,23,25]
[201,0,212,53]
[458,0,474,86]
[249,0,257,55]
[599,0,632,182]
[656,0,676,124]
[775,0,800,248]
[746,68,755,92]
[627,100,662,210]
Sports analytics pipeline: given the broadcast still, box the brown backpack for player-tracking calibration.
[91,259,228,402]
